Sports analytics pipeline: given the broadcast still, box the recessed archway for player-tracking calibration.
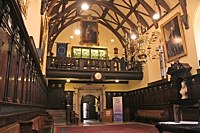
[81,95,100,123]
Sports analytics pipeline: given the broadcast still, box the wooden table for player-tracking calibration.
[155,121,200,133]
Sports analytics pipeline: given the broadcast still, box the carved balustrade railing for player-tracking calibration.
[0,0,48,127]
[47,56,142,72]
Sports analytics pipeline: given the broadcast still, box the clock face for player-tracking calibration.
[94,72,102,80]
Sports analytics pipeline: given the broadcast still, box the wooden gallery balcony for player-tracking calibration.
[46,56,143,80]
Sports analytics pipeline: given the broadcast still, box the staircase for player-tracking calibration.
[46,110,66,124]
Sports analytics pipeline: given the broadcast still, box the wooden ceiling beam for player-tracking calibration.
[101,0,114,18]
[138,0,158,28]
[97,1,138,33]
[134,10,149,28]
[179,0,189,29]
[156,0,170,11]
[47,0,58,16]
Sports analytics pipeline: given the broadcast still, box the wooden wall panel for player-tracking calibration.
[105,74,200,122]
[0,50,8,101]
[48,81,66,109]
[17,59,24,103]
[8,47,18,101]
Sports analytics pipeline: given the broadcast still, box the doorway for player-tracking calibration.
[81,95,100,122]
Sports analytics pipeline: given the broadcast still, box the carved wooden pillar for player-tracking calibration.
[34,75,39,104]
[0,1,10,101]
[3,29,16,102]
[25,52,30,104]
[31,70,36,104]
[37,80,41,105]
[39,80,42,105]
[13,47,21,103]
[35,77,39,104]
[20,50,26,104]
[66,104,71,124]
[103,89,106,109]
[28,59,33,104]
[0,29,9,100]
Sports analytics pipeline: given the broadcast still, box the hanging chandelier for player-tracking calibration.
[124,22,162,65]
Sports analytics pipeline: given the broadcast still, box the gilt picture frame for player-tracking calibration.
[160,12,187,62]
[81,19,99,46]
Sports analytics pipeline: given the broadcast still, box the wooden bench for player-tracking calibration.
[135,109,169,122]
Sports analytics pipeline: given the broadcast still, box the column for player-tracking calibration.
[13,50,21,103]
[3,31,13,102]
[103,89,106,109]
[73,89,78,113]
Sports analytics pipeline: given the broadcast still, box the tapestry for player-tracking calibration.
[56,43,68,57]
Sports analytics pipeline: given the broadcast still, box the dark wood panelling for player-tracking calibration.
[8,45,18,102]
[48,81,66,109]
[0,0,48,128]
[105,72,200,123]
[0,45,8,101]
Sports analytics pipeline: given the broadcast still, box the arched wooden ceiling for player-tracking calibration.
[45,0,188,54]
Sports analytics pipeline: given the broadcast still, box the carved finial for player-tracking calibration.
[179,0,189,29]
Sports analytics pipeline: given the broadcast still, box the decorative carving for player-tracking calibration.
[181,14,189,29]
[0,28,9,46]
[41,0,48,15]
[17,0,30,19]
[179,0,189,29]
[167,61,192,81]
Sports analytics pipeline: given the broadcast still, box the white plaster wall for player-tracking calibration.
[23,0,41,48]
[193,2,200,66]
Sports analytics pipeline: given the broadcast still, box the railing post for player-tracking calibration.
[79,58,84,70]
[46,56,51,68]
[110,60,115,71]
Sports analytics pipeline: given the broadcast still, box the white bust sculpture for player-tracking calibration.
[180,81,188,99]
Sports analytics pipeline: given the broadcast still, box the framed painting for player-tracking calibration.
[160,12,187,62]
[81,48,90,58]
[81,19,98,45]
[91,49,99,59]
[72,47,81,58]
[99,49,107,59]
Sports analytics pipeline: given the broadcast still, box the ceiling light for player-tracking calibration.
[74,29,80,35]
[66,79,71,82]
[81,2,89,10]
[131,34,137,40]
[153,13,160,20]
[115,80,119,83]
[70,35,74,39]
[111,39,114,42]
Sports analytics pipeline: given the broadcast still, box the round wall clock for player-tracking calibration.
[94,72,102,80]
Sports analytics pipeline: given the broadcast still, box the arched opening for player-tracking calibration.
[81,95,100,123]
